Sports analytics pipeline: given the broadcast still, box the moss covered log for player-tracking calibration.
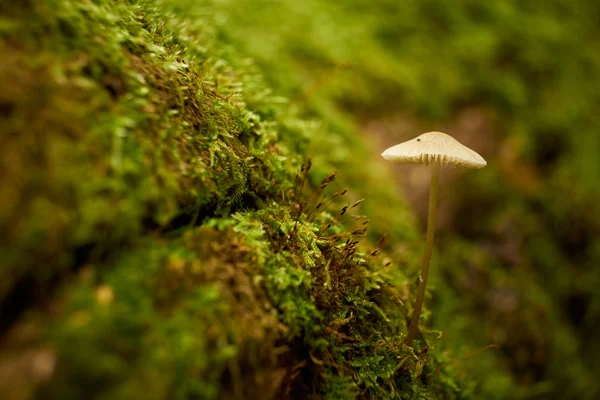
[0,0,451,399]
[3,0,600,399]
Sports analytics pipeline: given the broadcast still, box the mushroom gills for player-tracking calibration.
[421,153,445,165]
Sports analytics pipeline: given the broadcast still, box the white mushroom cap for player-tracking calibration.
[381,131,487,169]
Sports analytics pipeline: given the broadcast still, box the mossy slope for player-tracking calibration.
[0,0,458,399]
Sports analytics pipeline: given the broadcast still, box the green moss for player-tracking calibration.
[6,0,600,398]
[0,0,304,299]
[210,194,462,398]
[40,227,282,399]
[0,0,441,398]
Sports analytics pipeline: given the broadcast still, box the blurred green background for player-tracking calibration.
[1,0,600,399]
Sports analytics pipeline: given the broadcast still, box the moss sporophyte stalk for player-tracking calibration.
[381,132,487,346]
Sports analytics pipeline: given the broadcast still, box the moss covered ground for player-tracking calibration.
[1,0,600,399]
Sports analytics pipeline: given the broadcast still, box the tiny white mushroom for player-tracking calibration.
[381,131,486,345]
[381,131,486,168]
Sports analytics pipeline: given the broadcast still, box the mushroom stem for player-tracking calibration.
[405,160,441,345]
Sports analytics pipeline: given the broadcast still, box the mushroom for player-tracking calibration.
[381,131,486,345]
